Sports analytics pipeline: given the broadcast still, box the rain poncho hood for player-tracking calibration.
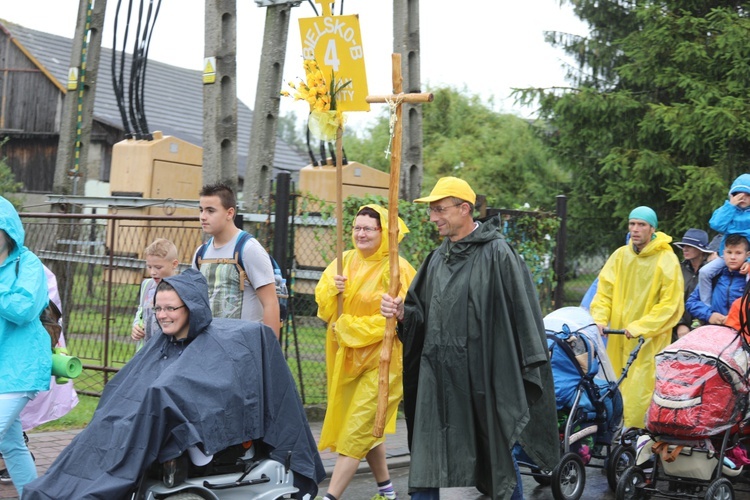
[25,269,325,499]
[710,173,750,256]
[729,173,750,196]
[399,216,559,498]
[349,203,409,259]
[0,196,51,395]
[590,231,684,428]
[316,204,416,458]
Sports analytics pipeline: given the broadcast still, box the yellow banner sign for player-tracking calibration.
[299,15,370,112]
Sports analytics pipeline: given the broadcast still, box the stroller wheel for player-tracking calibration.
[615,466,645,500]
[606,444,636,491]
[551,452,586,500]
[704,477,734,500]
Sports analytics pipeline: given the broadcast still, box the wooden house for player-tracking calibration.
[0,20,306,196]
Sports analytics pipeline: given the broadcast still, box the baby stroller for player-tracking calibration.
[515,307,644,500]
[616,324,750,500]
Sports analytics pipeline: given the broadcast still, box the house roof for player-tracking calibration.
[1,19,307,180]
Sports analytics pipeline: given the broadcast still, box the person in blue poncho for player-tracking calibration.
[0,196,52,498]
[24,269,324,499]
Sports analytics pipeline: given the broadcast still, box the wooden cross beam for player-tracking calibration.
[367,53,433,438]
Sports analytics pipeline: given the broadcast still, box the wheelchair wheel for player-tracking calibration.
[616,466,646,500]
[551,452,586,500]
[704,477,734,500]
[606,444,636,491]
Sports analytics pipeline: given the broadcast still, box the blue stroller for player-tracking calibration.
[515,307,644,500]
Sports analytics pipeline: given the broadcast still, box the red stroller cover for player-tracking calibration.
[646,325,750,438]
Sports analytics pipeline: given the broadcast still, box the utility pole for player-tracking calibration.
[54,0,107,195]
[244,1,299,212]
[202,0,239,187]
[393,0,424,201]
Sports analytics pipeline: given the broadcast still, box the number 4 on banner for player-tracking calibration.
[324,39,340,72]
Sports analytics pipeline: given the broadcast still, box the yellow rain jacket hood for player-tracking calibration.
[315,204,416,458]
[590,231,684,428]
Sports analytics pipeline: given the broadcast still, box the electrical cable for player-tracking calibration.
[327,140,336,166]
[306,0,318,16]
[136,0,162,139]
[112,0,133,137]
[318,140,326,166]
[127,0,146,138]
[305,127,318,166]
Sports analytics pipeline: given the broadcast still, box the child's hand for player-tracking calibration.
[741,262,750,275]
[131,324,145,341]
[730,192,750,206]
[709,312,727,325]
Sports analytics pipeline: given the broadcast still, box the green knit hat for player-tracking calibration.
[628,206,658,229]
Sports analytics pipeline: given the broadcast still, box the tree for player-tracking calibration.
[519,1,750,256]
[0,138,23,208]
[342,86,568,211]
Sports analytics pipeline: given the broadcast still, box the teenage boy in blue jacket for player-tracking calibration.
[687,233,750,325]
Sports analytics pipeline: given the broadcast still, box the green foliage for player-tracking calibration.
[517,2,750,256]
[33,394,99,431]
[500,210,560,296]
[339,86,569,212]
[299,193,559,307]
[0,138,23,208]
[299,193,440,269]
[421,87,569,211]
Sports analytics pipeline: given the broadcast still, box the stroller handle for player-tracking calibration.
[602,328,626,334]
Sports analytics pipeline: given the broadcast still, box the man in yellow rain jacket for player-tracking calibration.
[591,206,684,428]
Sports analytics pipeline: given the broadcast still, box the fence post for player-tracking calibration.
[273,172,291,275]
[554,195,568,309]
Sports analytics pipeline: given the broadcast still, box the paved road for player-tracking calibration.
[332,459,617,500]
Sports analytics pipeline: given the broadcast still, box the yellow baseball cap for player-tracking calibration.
[414,177,476,204]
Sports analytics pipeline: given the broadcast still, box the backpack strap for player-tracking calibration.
[194,239,211,269]
[235,231,284,285]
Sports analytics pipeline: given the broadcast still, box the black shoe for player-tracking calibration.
[0,468,10,484]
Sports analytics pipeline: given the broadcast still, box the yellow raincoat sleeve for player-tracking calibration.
[590,258,615,327]
[625,251,683,338]
[314,252,352,326]
[315,253,416,348]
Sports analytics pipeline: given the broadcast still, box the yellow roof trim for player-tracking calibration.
[9,33,67,94]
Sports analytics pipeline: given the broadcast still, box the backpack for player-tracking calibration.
[646,324,750,438]
[15,260,61,350]
[194,230,287,320]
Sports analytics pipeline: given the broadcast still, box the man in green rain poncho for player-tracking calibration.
[381,177,559,500]
[590,206,684,429]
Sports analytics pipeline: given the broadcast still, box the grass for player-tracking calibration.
[31,395,99,432]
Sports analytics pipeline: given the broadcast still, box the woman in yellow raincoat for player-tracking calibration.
[315,204,416,500]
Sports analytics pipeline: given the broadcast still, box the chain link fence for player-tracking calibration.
[20,196,569,405]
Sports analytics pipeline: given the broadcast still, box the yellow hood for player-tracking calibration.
[351,204,409,260]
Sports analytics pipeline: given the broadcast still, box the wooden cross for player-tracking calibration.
[367,53,433,437]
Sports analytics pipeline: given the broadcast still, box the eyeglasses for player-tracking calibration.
[427,203,463,214]
[153,305,186,313]
[352,226,381,234]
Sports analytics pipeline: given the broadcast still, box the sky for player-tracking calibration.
[1,0,588,131]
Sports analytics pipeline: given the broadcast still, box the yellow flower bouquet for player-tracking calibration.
[281,59,351,141]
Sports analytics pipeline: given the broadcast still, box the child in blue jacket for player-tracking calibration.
[698,173,750,305]
[689,234,750,324]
